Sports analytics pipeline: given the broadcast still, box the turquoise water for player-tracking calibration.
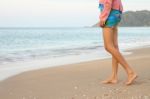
[0,27,150,64]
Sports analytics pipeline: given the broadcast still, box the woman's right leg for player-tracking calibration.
[101,27,119,84]
[111,27,119,82]
[102,27,137,85]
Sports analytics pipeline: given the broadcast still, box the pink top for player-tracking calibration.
[99,0,123,21]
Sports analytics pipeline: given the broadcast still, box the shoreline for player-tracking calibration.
[0,45,149,81]
[0,46,150,98]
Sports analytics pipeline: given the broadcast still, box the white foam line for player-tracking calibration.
[0,45,147,82]
[0,51,107,81]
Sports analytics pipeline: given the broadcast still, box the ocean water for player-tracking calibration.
[0,27,150,81]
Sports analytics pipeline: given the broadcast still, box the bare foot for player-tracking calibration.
[101,78,118,84]
[126,73,138,85]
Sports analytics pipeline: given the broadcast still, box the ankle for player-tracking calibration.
[127,71,136,75]
[111,75,118,79]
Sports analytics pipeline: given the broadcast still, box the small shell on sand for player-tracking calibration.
[74,86,78,90]
[83,94,86,97]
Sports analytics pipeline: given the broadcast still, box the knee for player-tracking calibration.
[114,45,119,50]
[104,45,114,53]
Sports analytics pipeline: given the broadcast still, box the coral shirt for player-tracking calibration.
[99,0,123,21]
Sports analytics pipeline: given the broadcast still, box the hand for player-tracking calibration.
[99,20,106,27]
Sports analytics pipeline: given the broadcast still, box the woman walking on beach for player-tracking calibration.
[99,0,138,85]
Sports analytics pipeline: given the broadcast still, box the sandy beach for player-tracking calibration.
[0,47,150,99]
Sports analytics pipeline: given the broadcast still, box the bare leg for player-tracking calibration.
[101,27,137,85]
[111,27,119,82]
[101,27,119,84]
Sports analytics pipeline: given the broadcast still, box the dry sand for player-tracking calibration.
[0,47,150,99]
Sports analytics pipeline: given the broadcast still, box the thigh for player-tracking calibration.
[102,27,114,48]
[112,26,119,49]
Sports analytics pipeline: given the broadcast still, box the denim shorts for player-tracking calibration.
[99,4,122,27]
